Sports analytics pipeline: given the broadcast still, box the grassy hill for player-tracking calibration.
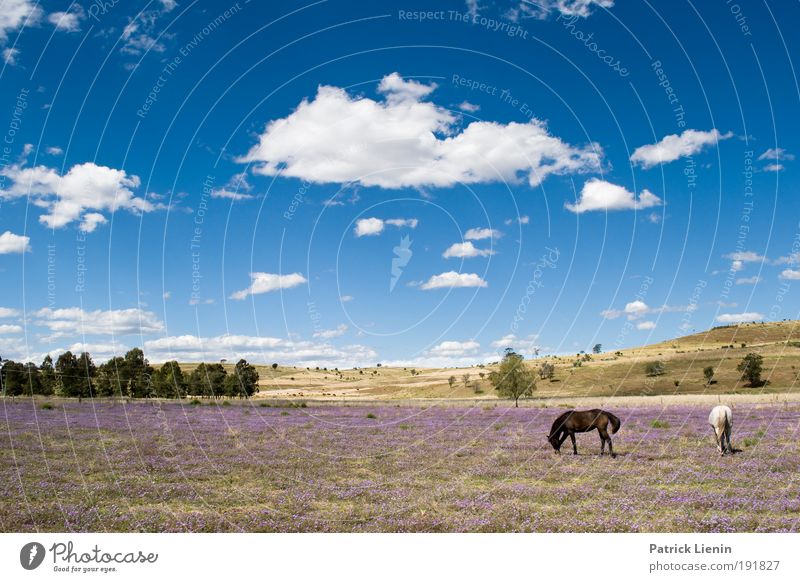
[180,321,800,400]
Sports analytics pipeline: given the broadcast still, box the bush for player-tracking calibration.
[366,413,377,419]
[40,402,54,410]
[645,361,666,376]
[650,419,670,429]
[189,399,202,406]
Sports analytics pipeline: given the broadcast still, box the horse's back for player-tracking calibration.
[708,405,732,428]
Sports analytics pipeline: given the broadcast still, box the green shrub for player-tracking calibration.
[650,419,670,429]
[189,399,202,406]
[366,413,377,419]
[40,403,54,410]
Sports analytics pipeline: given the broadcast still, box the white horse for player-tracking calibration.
[708,405,733,455]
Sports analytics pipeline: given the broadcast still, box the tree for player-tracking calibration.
[737,353,763,387]
[703,366,715,385]
[645,361,666,377]
[593,343,602,354]
[489,349,537,407]
[539,362,555,380]
[124,348,154,398]
[22,363,42,395]
[189,363,227,398]
[94,356,128,397]
[39,355,56,396]
[55,351,81,398]
[153,361,187,398]
[461,373,471,392]
[1,361,26,397]
[271,363,278,370]
[75,352,97,399]
[447,375,456,389]
[224,359,259,398]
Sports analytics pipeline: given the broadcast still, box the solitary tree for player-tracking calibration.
[271,363,278,370]
[448,376,456,389]
[539,362,555,380]
[645,361,666,377]
[489,349,537,407]
[461,373,471,392]
[703,366,715,386]
[737,353,764,387]
[592,343,602,354]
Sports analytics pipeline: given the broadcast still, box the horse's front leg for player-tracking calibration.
[569,432,577,455]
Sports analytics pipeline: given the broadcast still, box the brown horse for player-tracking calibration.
[548,409,621,457]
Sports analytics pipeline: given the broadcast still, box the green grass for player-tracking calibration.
[650,420,671,429]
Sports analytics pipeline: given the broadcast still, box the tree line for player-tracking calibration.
[0,348,259,400]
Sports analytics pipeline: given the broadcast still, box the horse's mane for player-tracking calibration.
[548,410,573,436]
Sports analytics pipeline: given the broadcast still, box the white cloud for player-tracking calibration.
[601,300,694,321]
[312,324,348,339]
[631,129,732,168]
[731,260,744,273]
[428,340,481,358]
[0,231,30,253]
[779,269,800,280]
[33,307,165,337]
[0,307,20,318]
[758,148,794,161]
[354,217,418,237]
[736,276,760,285]
[491,333,540,354]
[238,73,602,189]
[2,47,19,65]
[79,212,108,233]
[443,241,495,258]
[464,227,501,240]
[0,0,42,43]
[230,272,307,300]
[211,172,254,201]
[45,146,64,156]
[48,7,84,32]
[636,321,656,330]
[420,271,487,290]
[163,291,171,300]
[340,295,354,302]
[0,323,22,334]
[144,334,376,367]
[504,215,530,225]
[773,253,799,266]
[725,251,765,263]
[716,312,763,324]
[565,178,662,213]
[507,0,614,20]
[457,100,480,113]
[763,164,784,172]
[0,162,152,229]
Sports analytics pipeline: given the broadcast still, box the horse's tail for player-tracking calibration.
[606,411,621,434]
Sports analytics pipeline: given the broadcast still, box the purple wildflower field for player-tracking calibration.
[1,400,799,532]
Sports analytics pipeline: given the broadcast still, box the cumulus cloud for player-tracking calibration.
[0,307,20,318]
[565,178,662,213]
[763,164,784,172]
[779,269,800,280]
[506,0,614,20]
[0,231,31,253]
[631,129,732,168]
[725,251,765,263]
[758,148,794,162]
[45,146,64,156]
[420,271,487,290]
[457,101,480,113]
[636,321,656,331]
[464,227,501,240]
[3,47,19,65]
[716,312,763,324]
[354,217,418,237]
[504,215,530,225]
[144,334,376,367]
[491,333,540,354]
[428,340,481,357]
[0,162,153,229]
[736,276,760,285]
[601,300,694,321]
[230,272,307,300]
[340,295,354,302]
[0,323,22,334]
[211,172,254,201]
[0,0,42,43]
[48,6,85,32]
[238,73,602,189]
[33,307,165,337]
[312,324,348,339]
[443,241,495,258]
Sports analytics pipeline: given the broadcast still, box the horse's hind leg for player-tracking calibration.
[598,427,614,458]
[599,432,606,455]
[569,432,577,455]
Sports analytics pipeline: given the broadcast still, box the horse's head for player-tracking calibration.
[547,433,561,453]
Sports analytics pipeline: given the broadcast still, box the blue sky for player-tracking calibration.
[1,0,798,367]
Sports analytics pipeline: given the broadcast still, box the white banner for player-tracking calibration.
[1,533,798,581]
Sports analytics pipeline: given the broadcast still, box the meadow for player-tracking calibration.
[1,399,798,532]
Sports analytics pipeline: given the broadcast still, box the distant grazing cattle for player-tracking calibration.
[548,409,621,457]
